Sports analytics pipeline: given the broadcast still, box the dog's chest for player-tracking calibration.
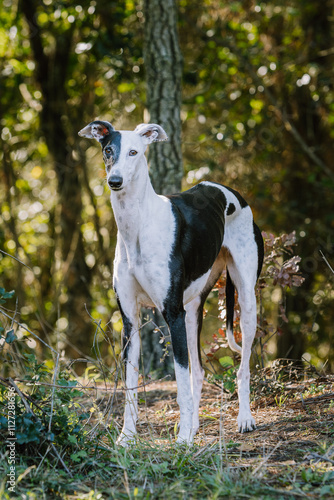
[116,200,176,309]
[132,228,174,307]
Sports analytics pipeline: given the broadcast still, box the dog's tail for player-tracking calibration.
[226,270,242,355]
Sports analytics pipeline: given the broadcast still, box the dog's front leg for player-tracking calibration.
[163,308,194,445]
[114,287,140,447]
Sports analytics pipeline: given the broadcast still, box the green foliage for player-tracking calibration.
[0,288,15,340]
[218,356,236,394]
[0,351,90,462]
[0,0,333,369]
[0,288,14,304]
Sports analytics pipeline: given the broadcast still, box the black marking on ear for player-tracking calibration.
[227,203,236,216]
[224,185,248,208]
[102,131,122,165]
[80,120,114,141]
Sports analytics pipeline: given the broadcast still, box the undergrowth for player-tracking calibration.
[1,285,333,499]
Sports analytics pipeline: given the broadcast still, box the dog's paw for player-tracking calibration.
[116,431,137,447]
[237,413,256,433]
[192,418,200,436]
[176,435,193,446]
[176,427,194,446]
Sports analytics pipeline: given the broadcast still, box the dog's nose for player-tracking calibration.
[108,175,123,191]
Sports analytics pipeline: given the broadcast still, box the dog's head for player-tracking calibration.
[78,120,168,192]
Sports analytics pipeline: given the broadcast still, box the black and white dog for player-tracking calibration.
[79,120,264,445]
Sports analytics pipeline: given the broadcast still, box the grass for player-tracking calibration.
[1,367,333,499]
[1,435,334,499]
[0,305,333,499]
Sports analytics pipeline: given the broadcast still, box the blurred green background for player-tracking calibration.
[0,0,333,373]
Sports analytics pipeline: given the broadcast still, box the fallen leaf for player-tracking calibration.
[240,443,256,452]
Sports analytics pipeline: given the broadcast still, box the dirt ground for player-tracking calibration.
[111,367,334,467]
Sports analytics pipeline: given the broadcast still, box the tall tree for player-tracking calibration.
[140,0,183,376]
[143,0,183,194]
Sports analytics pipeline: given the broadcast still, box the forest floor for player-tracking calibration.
[1,361,334,499]
[78,362,334,499]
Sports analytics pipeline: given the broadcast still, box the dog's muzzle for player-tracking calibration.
[108,175,123,191]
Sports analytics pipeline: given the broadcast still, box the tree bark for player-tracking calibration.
[142,0,183,376]
[143,0,183,194]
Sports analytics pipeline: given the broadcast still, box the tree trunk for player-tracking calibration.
[21,0,93,359]
[143,0,183,194]
[142,0,183,377]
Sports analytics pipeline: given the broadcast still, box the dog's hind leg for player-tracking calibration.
[226,252,258,433]
[185,296,205,435]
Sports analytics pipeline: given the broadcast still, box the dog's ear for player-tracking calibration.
[78,120,114,142]
[134,124,168,144]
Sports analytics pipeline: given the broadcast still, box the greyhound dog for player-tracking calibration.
[79,120,264,445]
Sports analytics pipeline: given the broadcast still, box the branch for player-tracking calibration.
[319,249,334,276]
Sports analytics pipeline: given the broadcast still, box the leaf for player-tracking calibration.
[219,356,234,368]
[70,450,88,463]
[45,431,55,441]
[5,329,16,344]
[240,443,256,452]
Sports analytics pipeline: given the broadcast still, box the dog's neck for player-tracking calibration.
[110,156,166,263]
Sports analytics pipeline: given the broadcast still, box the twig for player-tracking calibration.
[325,443,334,460]
[49,353,59,433]
[0,249,32,270]
[252,441,282,476]
[304,452,334,465]
[49,442,73,477]
[299,392,306,410]
[0,308,59,355]
[219,378,227,472]
[8,377,33,414]
[1,375,172,392]
[192,437,217,459]
[319,249,334,275]
[0,376,48,415]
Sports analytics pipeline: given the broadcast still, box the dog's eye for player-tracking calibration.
[104,146,112,155]
[129,150,138,157]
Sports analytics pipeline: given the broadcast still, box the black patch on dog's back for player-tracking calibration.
[167,183,227,289]
[227,203,236,216]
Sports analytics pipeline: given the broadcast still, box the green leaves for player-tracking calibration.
[5,329,16,344]
[0,288,15,304]
[218,356,234,369]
